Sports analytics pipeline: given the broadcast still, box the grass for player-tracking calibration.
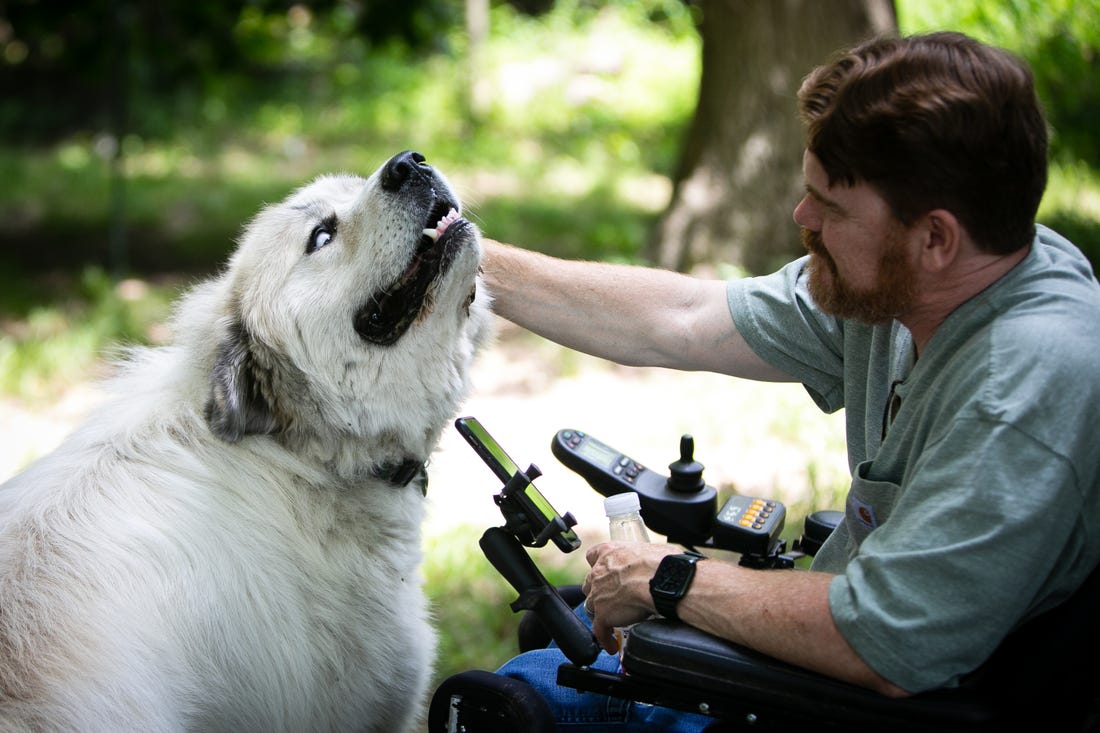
[0,268,179,402]
[424,525,592,688]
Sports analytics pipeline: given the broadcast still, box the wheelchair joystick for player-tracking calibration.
[552,426,795,562]
[666,435,705,493]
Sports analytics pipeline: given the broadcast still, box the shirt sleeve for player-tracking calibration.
[726,257,846,413]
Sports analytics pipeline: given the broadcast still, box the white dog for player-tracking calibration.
[0,151,492,732]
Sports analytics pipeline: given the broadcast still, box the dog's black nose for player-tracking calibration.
[381,150,429,192]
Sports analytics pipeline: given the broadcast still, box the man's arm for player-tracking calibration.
[481,239,792,380]
[582,542,910,698]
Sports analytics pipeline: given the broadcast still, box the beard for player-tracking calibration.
[802,227,918,324]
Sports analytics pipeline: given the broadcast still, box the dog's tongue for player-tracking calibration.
[422,208,460,243]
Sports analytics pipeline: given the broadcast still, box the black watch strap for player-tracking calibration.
[652,587,682,622]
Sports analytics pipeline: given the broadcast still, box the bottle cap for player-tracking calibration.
[604,492,642,517]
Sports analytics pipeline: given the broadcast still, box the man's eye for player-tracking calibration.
[307,224,335,254]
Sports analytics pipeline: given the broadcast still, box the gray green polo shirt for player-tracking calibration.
[726,225,1100,692]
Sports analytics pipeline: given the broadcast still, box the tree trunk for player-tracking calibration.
[649,0,896,274]
[465,0,491,121]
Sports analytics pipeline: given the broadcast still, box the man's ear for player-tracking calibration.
[205,319,280,443]
[917,209,963,273]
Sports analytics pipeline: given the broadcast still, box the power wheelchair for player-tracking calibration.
[428,417,1100,732]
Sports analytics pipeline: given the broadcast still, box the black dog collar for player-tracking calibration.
[371,458,427,493]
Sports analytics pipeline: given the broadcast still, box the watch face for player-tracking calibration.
[653,556,695,595]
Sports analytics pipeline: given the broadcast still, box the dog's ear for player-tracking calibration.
[205,319,280,443]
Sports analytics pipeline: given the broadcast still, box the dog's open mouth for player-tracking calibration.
[354,200,473,345]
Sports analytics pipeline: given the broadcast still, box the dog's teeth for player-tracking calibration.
[424,208,459,244]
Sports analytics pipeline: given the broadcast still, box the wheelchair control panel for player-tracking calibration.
[552,428,787,560]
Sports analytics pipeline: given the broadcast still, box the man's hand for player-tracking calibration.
[582,542,680,653]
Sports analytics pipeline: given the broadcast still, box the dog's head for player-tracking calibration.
[202,151,491,463]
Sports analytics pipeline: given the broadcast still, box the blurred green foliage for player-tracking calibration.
[1,0,1096,275]
[0,0,461,143]
[899,0,1100,167]
[0,0,699,274]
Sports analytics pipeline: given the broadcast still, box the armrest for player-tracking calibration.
[617,620,998,732]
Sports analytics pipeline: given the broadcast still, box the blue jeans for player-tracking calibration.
[495,605,713,732]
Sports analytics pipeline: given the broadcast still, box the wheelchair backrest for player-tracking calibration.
[976,559,1100,728]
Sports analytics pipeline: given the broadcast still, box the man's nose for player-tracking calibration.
[792,194,819,230]
[381,150,430,192]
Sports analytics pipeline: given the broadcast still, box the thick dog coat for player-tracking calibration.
[0,151,492,732]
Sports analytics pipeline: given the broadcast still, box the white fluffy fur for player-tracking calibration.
[0,159,492,732]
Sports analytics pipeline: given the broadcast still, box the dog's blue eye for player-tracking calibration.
[307,224,335,254]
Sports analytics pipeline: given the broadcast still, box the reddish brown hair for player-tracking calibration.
[799,32,1048,254]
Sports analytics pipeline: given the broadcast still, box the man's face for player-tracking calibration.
[793,151,919,324]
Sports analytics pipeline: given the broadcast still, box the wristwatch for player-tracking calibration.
[649,552,705,622]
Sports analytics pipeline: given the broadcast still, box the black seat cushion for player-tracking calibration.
[622,619,997,732]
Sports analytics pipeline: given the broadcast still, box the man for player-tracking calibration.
[483,31,1100,731]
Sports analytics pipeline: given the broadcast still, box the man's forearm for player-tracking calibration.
[482,238,703,367]
[681,561,909,698]
[481,239,789,378]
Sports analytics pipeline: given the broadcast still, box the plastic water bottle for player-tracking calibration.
[605,492,651,543]
[604,492,650,659]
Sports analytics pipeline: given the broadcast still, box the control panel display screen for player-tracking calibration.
[577,439,618,468]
